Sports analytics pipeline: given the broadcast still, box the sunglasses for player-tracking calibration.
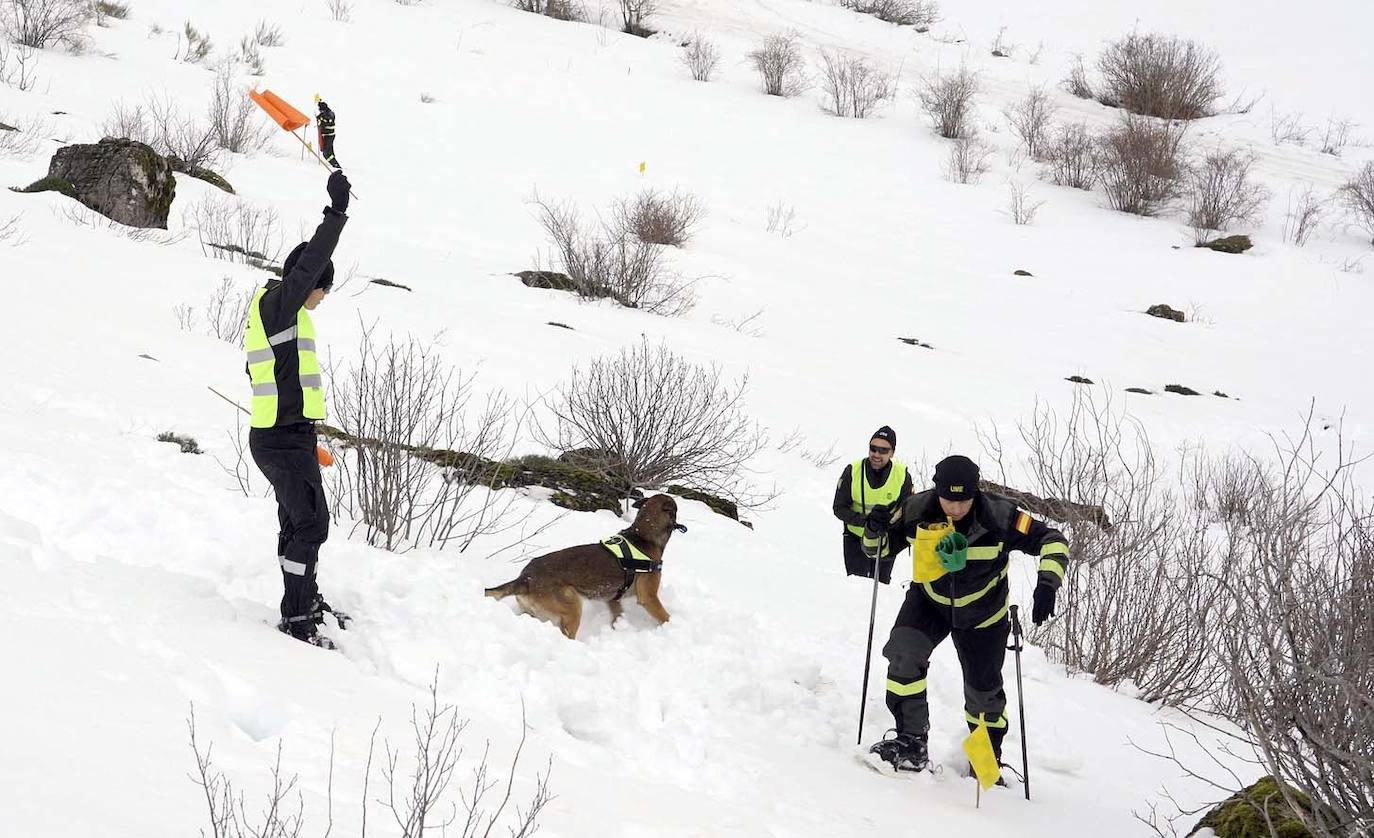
[869,445,892,454]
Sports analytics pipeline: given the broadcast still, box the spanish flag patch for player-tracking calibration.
[1014,510,1033,534]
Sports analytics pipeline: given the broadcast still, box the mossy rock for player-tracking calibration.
[516,270,578,292]
[1192,777,1313,838]
[666,484,739,521]
[167,156,235,194]
[1200,235,1253,254]
[12,174,78,199]
[1146,303,1186,322]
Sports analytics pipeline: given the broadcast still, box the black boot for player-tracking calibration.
[277,612,337,650]
[869,731,929,772]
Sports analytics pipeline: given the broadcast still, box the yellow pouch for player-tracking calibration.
[911,519,954,582]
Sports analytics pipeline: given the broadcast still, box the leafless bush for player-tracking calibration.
[1340,162,1374,245]
[1186,148,1270,244]
[1098,115,1187,216]
[208,62,272,153]
[328,324,521,552]
[1042,122,1100,189]
[1,0,90,48]
[176,20,212,64]
[1096,32,1223,120]
[1003,86,1056,160]
[817,49,893,119]
[1320,117,1354,157]
[1064,54,1093,100]
[0,36,40,90]
[679,33,720,82]
[1270,108,1311,147]
[250,18,282,46]
[1211,421,1374,837]
[990,26,1013,58]
[190,678,553,838]
[0,114,46,157]
[325,0,352,22]
[531,195,697,315]
[943,135,993,184]
[0,212,22,246]
[765,200,799,236]
[236,36,264,75]
[617,0,656,36]
[980,386,1226,707]
[59,202,185,243]
[538,339,769,507]
[748,33,808,98]
[418,91,435,103]
[200,277,253,345]
[1282,185,1325,247]
[711,308,765,337]
[1006,180,1045,225]
[840,0,939,30]
[917,63,978,139]
[104,95,220,170]
[187,194,280,266]
[512,0,583,20]
[616,187,704,247]
[94,1,130,23]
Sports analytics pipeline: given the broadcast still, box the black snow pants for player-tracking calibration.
[249,423,329,624]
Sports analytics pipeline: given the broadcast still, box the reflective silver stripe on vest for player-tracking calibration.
[267,326,298,346]
[252,382,280,396]
[297,338,317,352]
[246,348,275,364]
[299,374,323,388]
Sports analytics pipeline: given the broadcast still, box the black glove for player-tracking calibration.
[1031,582,1057,625]
[326,170,351,213]
[864,503,890,532]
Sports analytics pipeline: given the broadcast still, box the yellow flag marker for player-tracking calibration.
[638,161,646,174]
[962,723,1002,790]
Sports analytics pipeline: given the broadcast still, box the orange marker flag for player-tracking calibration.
[250,89,311,132]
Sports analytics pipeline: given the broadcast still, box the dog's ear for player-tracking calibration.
[631,497,646,509]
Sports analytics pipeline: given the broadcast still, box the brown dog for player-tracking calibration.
[485,494,686,640]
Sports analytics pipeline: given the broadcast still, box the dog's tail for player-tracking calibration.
[484,577,528,600]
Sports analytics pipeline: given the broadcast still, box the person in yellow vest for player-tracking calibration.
[245,170,351,649]
[831,426,913,584]
[868,455,1069,775]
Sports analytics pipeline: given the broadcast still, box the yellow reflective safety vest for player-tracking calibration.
[846,459,907,538]
[244,287,325,428]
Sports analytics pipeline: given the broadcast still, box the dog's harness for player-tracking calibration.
[602,534,662,601]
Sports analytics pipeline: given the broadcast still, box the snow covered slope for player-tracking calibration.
[1,0,1371,835]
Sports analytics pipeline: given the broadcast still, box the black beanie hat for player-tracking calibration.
[933,455,980,500]
[870,426,897,449]
[282,241,335,291]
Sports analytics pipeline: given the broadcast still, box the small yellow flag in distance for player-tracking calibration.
[962,723,1002,790]
[639,161,646,174]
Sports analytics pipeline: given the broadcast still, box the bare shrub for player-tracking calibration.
[943,136,993,184]
[617,0,656,36]
[1042,123,1101,189]
[748,33,808,98]
[765,200,798,237]
[840,0,939,30]
[538,339,768,506]
[201,277,253,345]
[1186,148,1270,244]
[250,18,282,46]
[325,0,352,22]
[990,26,1013,58]
[1098,115,1187,216]
[1340,162,1374,245]
[208,62,272,153]
[980,387,1226,708]
[328,324,520,552]
[817,49,893,119]
[1096,32,1223,120]
[1006,180,1045,225]
[1,0,90,48]
[176,20,212,64]
[1003,86,1056,160]
[186,194,280,267]
[1320,117,1354,157]
[0,39,40,91]
[236,36,264,75]
[1064,54,1093,100]
[616,187,704,247]
[103,95,220,170]
[532,195,697,315]
[94,1,130,23]
[679,33,720,82]
[917,63,978,139]
[1282,185,1325,247]
[418,91,435,103]
[512,0,583,20]
[0,114,47,157]
[1270,108,1312,147]
[0,212,22,245]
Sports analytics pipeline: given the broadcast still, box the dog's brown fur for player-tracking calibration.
[484,494,684,640]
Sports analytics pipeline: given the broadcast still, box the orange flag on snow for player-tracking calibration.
[249,89,310,132]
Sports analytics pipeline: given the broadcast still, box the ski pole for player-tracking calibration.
[1009,604,1031,801]
[856,529,884,745]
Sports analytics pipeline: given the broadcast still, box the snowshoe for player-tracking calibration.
[314,594,352,630]
[868,731,930,773]
[277,614,338,650]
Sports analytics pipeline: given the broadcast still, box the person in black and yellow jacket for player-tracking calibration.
[245,170,351,649]
[831,426,913,584]
[868,455,1069,773]
[316,99,340,169]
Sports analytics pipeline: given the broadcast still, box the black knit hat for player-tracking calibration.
[933,455,980,500]
[870,426,897,450]
[282,241,335,291]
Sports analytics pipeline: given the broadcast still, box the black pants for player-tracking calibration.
[881,587,1010,755]
[842,532,905,584]
[249,424,329,622]
[320,134,340,168]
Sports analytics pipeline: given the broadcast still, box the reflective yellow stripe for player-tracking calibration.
[1040,542,1069,557]
[975,600,1010,628]
[967,543,1003,560]
[966,712,1009,729]
[886,678,927,697]
[1040,558,1066,581]
[921,566,1009,607]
